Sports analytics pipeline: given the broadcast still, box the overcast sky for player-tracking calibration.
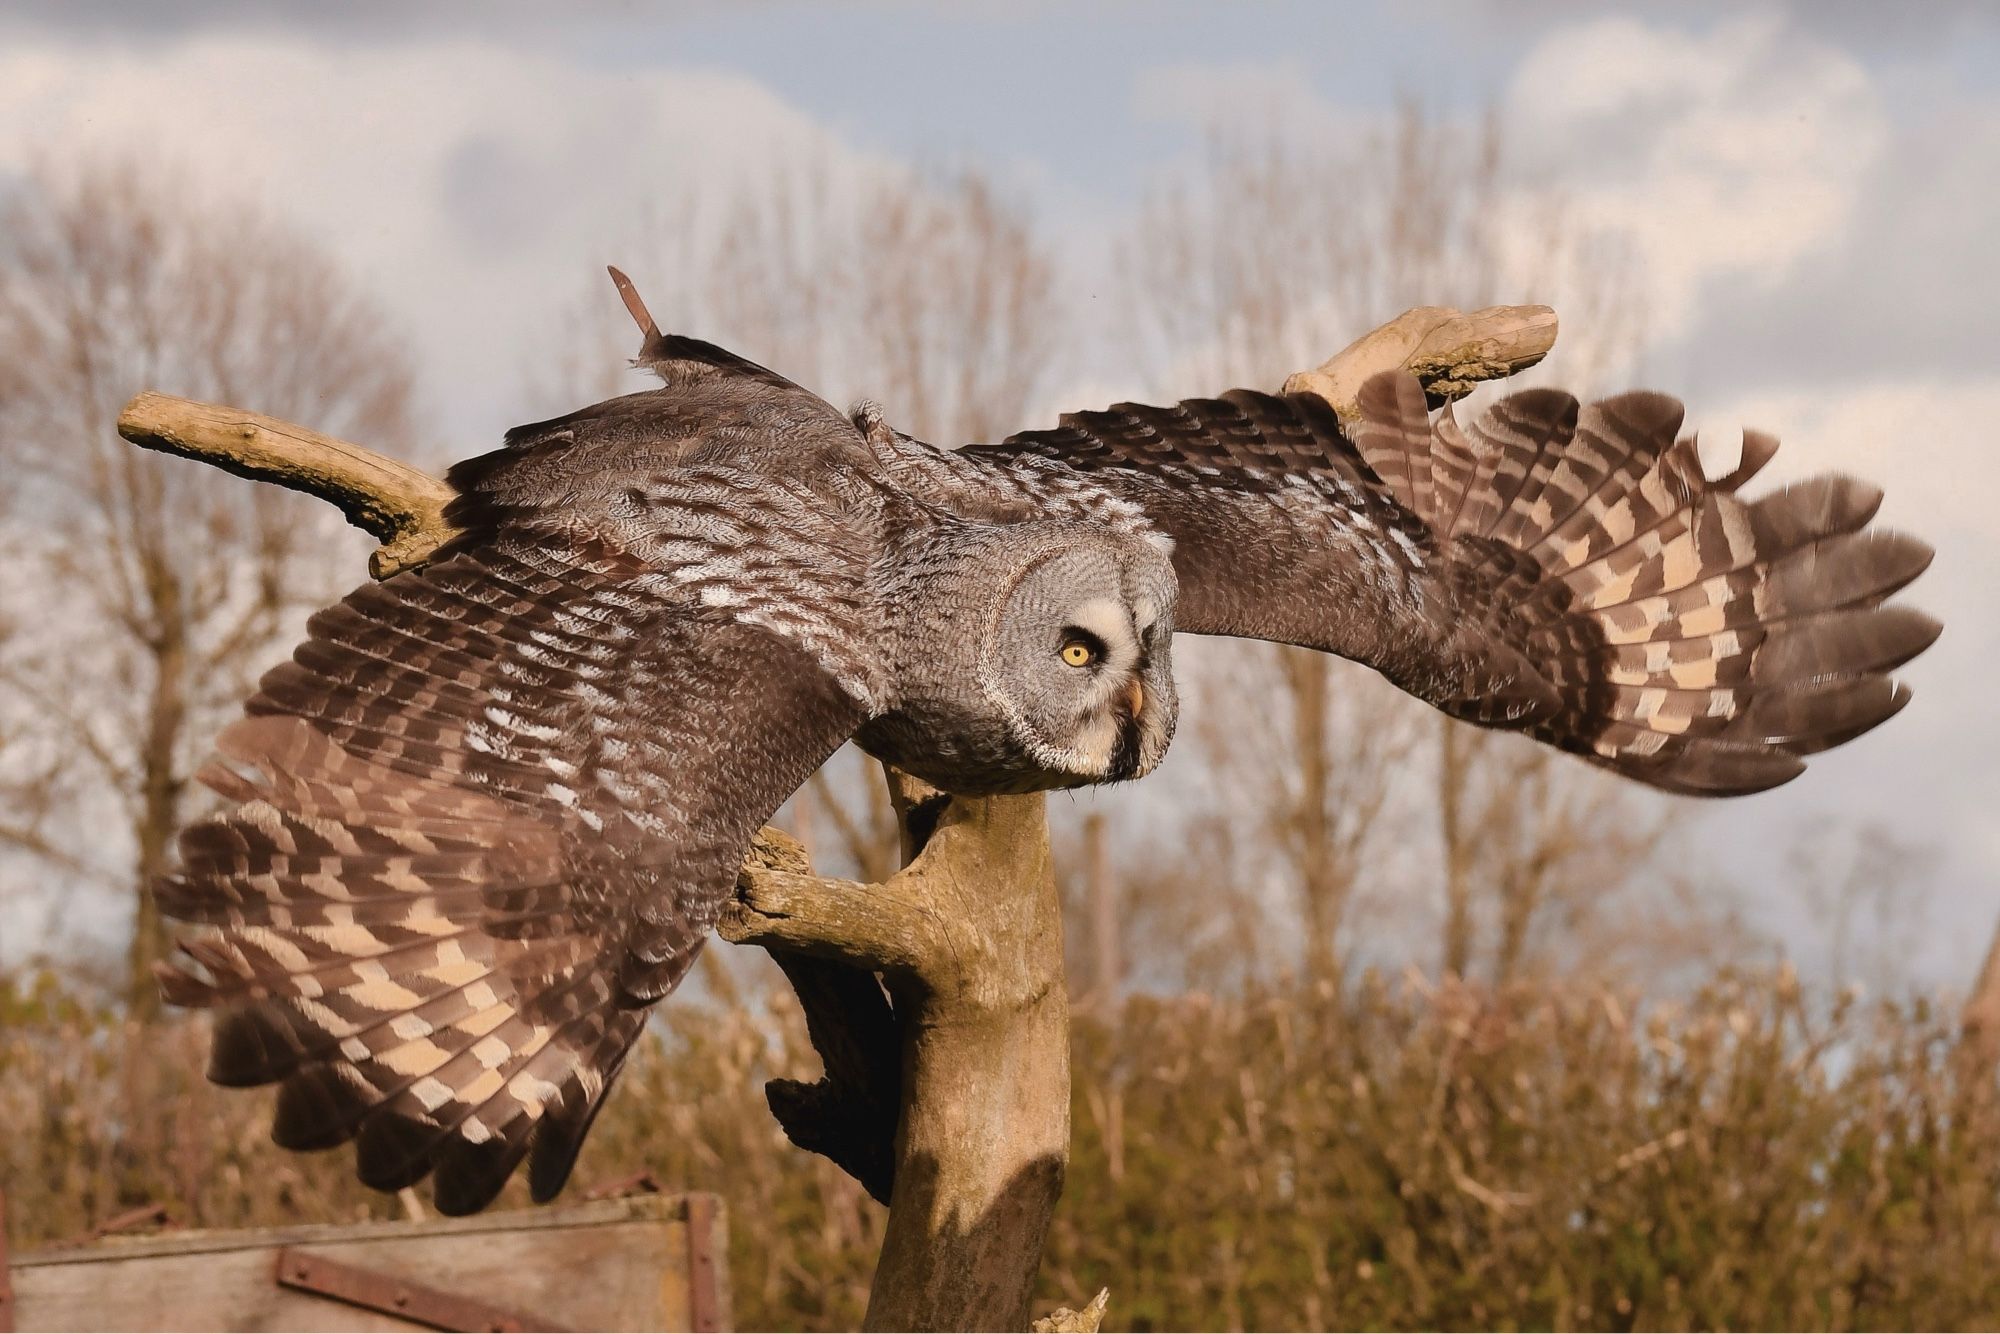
[2,2,1995,990]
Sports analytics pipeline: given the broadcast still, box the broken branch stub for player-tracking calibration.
[116,391,460,579]
[1284,302,1558,418]
[116,297,1560,1332]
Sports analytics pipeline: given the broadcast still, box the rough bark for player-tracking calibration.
[117,300,1557,1330]
[728,775,1070,1329]
[1283,303,1557,419]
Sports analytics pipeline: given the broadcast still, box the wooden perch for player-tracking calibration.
[116,392,458,578]
[1285,303,1556,418]
[118,300,1556,1332]
[727,772,1070,1329]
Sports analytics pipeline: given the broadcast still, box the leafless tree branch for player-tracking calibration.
[116,392,454,579]
[0,163,412,1008]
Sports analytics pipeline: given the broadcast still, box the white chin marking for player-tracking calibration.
[1069,711,1118,773]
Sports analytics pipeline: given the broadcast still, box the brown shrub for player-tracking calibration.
[5,968,1997,1331]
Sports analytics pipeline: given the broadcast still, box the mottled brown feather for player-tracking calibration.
[159,525,869,1214]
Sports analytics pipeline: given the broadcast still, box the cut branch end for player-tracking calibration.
[116,391,462,578]
[1284,302,1558,418]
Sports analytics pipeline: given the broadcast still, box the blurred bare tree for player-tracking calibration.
[1785,817,1937,999]
[0,158,415,1010]
[1965,922,2000,1057]
[1435,728,1670,985]
[1117,100,1677,988]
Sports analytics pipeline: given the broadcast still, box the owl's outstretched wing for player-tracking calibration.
[158,477,874,1214]
[950,371,1936,795]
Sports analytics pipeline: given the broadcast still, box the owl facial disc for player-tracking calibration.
[978,541,1178,789]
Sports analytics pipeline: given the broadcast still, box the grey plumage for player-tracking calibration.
[158,270,1937,1213]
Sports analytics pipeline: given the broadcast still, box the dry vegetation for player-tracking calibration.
[7,970,2000,1331]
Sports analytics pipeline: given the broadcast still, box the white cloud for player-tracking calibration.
[0,34,903,448]
[1683,373,2000,985]
[1502,14,1887,341]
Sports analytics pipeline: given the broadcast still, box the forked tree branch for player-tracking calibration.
[118,299,1556,1333]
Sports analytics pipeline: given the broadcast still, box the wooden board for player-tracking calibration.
[6,1193,727,1332]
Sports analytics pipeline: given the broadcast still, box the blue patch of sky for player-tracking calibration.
[579,3,1533,208]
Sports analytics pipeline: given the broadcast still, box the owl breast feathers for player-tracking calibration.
[157,274,1937,1214]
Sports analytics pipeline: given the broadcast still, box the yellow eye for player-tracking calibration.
[1060,641,1095,667]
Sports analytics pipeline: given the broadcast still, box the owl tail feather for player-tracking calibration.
[154,714,653,1214]
[1351,372,1938,796]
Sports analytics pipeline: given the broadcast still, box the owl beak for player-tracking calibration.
[1106,676,1150,781]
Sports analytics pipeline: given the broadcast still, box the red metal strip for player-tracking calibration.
[683,1194,722,1333]
[274,1247,568,1333]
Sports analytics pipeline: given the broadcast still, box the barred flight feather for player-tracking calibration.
[1357,371,1937,793]
[159,502,869,1214]
[950,367,1935,796]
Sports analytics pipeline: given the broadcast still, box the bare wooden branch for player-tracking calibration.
[1033,1289,1110,1333]
[859,783,1069,1331]
[730,784,1070,1329]
[1284,303,1558,419]
[115,298,1560,1332]
[117,391,459,578]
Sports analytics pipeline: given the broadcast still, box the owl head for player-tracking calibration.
[860,521,1179,795]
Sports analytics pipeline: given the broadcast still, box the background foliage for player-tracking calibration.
[7,968,2000,1331]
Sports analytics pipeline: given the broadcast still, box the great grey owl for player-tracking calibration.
[158,270,1938,1214]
